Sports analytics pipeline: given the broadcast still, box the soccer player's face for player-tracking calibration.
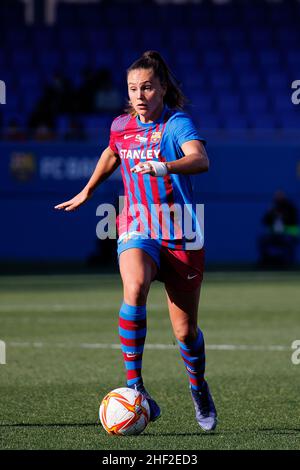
[127,68,166,123]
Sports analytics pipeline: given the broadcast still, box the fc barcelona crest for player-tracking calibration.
[150,131,162,143]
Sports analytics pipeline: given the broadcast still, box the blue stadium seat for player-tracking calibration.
[210,75,234,91]
[169,29,192,49]
[2,110,27,127]
[0,51,7,68]
[105,5,131,26]
[184,75,209,93]
[202,51,225,68]
[194,114,221,131]
[86,29,112,48]
[0,1,24,27]
[212,5,238,25]
[269,4,293,24]
[277,29,299,46]
[243,93,270,113]
[58,29,84,48]
[11,51,34,69]
[248,113,277,130]
[66,51,89,70]
[31,28,58,49]
[222,29,247,44]
[94,51,117,69]
[142,30,165,50]
[277,111,299,130]
[75,5,103,27]
[82,115,113,140]
[286,51,300,68]
[176,51,197,68]
[194,30,219,48]
[38,51,61,70]
[18,74,42,91]
[218,94,241,114]
[113,29,137,48]
[22,91,42,113]
[0,69,17,90]
[191,94,215,113]
[222,114,249,131]
[239,5,267,24]
[120,50,142,69]
[257,49,281,67]
[249,29,273,47]
[186,8,213,27]
[1,0,298,140]
[272,95,296,114]
[265,73,290,90]
[4,94,21,114]
[5,29,30,46]
[238,72,262,90]
[156,5,187,27]
[230,51,254,70]
[56,115,69,137]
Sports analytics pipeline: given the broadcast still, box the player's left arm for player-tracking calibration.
[131,140,209,176]
[165,140,209,175]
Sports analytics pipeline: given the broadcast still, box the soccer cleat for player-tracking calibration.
[128,380,161,422]
[190,381,217,432]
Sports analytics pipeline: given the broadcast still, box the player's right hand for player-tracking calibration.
[54,188,92,212]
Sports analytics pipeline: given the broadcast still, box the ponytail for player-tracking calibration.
[126,50,187,115]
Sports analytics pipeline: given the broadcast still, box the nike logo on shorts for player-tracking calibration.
[124,134,135,139]
[187,274,198,280]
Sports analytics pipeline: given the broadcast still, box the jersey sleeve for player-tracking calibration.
[109,121,118,154]
[169,112,206,148]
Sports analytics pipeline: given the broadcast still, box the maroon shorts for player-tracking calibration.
[156,247,205,292]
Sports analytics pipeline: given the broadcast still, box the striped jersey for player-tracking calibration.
[109,105,205,250]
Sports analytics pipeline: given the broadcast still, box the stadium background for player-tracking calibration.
[0,0,299,269]
[0,0,300,453]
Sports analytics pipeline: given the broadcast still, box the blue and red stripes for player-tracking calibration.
[119,302,147,386]
[177,328,206,391]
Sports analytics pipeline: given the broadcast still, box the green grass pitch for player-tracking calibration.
[0,271,299,450]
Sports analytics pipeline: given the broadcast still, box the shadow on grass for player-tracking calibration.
[144,428,300,438]
[0,423,218,437]
[0,423,98,428]
[142,432,219,437]
[258,428,300,435]
[1,424,299,438]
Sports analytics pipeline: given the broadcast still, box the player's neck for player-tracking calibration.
[139,103,165,124]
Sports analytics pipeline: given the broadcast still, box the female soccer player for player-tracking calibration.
[55,51,217,431]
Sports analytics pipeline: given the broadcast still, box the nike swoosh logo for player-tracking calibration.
[187,274,198,280]
[124,134,135,139]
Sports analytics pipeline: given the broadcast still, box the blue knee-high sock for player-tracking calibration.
[118,302,147,386]
[177,328,206,391]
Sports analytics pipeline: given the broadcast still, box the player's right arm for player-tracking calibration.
[54,146,120,212]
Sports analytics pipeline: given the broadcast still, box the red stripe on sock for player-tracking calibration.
[119,317,146,330]
[189,376,204,387]
[127,369,141,380]
[120,337,146,347]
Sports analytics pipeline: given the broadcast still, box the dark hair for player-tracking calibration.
[126,50,187,115]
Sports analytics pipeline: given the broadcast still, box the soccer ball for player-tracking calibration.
[99,387,150,436]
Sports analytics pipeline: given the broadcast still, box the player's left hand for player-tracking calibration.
[130,161,168,177]
[131,162,154,175]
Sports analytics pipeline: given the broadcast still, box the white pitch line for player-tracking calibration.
[6,342,290,351]
[0,303,162,312]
